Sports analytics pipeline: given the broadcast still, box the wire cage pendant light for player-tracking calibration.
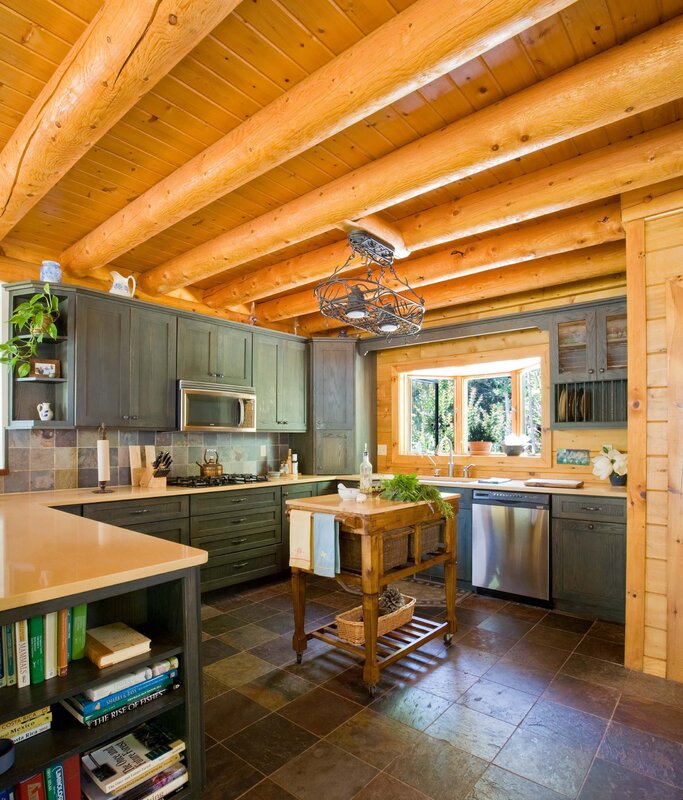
[314,230,425,337]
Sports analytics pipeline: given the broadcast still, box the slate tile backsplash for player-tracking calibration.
[0,429,290,493]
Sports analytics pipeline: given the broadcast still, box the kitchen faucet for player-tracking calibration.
[423,452,440,477]
[437,438,455,478]
[462,463,476,478]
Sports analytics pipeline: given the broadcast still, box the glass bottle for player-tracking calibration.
[359,443,373,494]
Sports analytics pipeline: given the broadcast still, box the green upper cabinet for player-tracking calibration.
[75,296,177,429]
[312,340,355,430]
[550,302,626,383]
[252,333,307,432]
[177,317,252,386]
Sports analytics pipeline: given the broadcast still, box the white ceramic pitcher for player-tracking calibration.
[109,271,136,297]
[37,402,54,421]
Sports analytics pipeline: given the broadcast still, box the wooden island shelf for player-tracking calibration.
[286,493,459,694]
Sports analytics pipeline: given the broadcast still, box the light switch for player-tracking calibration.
[377,444,387,456]
[260,445,267,457]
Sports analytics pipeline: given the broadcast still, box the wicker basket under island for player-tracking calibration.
[286,492,459,695]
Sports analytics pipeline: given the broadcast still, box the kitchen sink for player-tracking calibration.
[419,476,480,484]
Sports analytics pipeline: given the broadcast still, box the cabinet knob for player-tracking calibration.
[122,414,130,420]
[281,421,288,425]
[588,369,594,374]
[217,373,225,378]
[208,372,216,377]
[131,415,138,420]
[231,518,248,524]
[131,509,150,515]
[231,537,248,544]
[587,524,594,530]
[231,498,246,504]
[599,368,605,373]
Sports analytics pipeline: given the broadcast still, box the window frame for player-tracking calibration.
[392,344,551,470]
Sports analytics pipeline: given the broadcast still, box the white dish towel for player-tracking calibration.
[289,510,313,569]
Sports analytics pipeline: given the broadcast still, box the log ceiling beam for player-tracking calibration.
[253,203,623,323]
[207,119,683,310]
[61,0,574,276]
[335,215,410,259]
[138,15,683,300]
[299,242,625,333]
[0,0,238,241]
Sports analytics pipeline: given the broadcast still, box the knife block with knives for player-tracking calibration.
[139,445,172,488]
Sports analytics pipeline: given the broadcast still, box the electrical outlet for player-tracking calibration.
[260,445,267,457]
[377,444,387,456]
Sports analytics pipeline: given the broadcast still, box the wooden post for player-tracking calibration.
[361,532,381,690]
[290,568,308,660]
[624,219,647,672]
[666,277,683,682]
[444,512,457,640]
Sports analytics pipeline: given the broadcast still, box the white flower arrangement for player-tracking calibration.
[591,445,628,480]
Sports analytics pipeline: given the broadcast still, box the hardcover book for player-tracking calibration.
[71,603,87,661]
[16,772,46,800]
[44,611,58,681]
[27,616,45,685]
[85,658,177,702]
[60,680,179,727]
[57,609,69,677]
[44,763,65,800]
[73,670,178,716]
[81,722,184,794]
[0,712,52,742]
[81,762,187,800]
[14,619,30,688]
[85,623,151,669]
[3,624,16,686]
[62,754,81,800]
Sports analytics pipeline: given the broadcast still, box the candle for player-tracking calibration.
[97,438,110,482]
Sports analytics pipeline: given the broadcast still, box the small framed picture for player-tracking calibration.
[29,358,61,379]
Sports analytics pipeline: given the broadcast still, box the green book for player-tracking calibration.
[44,763,64,800]
[3,625,15,685]
[71,603,87,661]
[27,615,45,685]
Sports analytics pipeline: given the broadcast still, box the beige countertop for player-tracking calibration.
[417,477,627,498]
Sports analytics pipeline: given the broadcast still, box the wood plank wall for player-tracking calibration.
[622,178,683,679]
[375,279,627,479]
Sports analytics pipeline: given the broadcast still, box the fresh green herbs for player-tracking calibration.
[379,473,454,518]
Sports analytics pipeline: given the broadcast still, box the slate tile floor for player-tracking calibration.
[199,576,683,800]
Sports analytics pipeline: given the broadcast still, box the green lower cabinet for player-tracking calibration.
[552,518,626,622]
[457,506,473,586]
[124,518,190,545]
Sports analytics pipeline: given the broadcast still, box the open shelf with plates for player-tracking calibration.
[552,379,627,428]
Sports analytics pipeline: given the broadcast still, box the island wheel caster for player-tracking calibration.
[367,684,377,698]
[444,633,453,645]
[296,652,303,664]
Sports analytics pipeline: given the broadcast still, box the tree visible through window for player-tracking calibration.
[405,358,542,456]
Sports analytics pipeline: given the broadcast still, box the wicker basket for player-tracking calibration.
[340,527,410,572]
[410,521,443,558]
[335,595,416,645]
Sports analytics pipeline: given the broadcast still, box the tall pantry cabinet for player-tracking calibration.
[290,337,376,475]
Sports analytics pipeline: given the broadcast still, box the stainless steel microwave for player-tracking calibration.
[178,381,256,432]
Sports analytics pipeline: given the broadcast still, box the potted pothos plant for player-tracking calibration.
[0,283,60,377]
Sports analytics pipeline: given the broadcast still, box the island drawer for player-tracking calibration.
[551,495,626,523]
[190,486,280,516]
[83,495,189,526]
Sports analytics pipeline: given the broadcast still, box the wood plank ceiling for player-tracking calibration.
[1,0,682,333]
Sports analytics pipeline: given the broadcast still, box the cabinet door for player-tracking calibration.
[457,507,472,584]
[125,518,190,545]
[312,340,355,429]
[596,305,627,380]
[75,296,130,427]
[215,326,252,386]
[550,311,597,382]
[315,429,355,474]
[552,519,625,621]
[252,334,280,430]
[177,317,214,382]
[130,308,177,429]
[278,340,307,431]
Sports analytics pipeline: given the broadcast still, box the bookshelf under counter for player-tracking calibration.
[0,497,207,797]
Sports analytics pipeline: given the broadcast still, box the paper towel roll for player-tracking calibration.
[97,439,110,482]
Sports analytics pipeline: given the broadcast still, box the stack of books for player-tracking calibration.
[59,658,179,728]
[0,707,52,744]
[1,753,80,800]
[0,604,87,688]
[81,722,187,800]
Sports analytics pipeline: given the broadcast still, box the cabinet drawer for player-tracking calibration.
[551,495,625,523]
[190,486,280,516]
[200,546,283,592]
[84,496,189,526]
[126,518,190,545]
[193,523,281,556]
[281,484,317,501]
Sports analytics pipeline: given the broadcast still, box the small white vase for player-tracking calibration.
[37,402,54,421]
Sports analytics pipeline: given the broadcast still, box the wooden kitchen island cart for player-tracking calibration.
[287,493,459,694]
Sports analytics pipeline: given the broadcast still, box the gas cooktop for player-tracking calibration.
[167,474,269,488]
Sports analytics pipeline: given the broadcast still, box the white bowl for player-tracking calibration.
[338,487,360,501]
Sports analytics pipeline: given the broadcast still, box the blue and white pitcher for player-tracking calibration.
[109,271,136,297]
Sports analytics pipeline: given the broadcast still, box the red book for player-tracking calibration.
[16,773,46,800]
[62,753,81,799]
[57,609,69,677]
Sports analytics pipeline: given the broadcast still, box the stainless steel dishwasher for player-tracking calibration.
[471,490,550,601]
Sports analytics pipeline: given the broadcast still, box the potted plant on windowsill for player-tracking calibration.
[0,283,60,377]
[467,417,494,454]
